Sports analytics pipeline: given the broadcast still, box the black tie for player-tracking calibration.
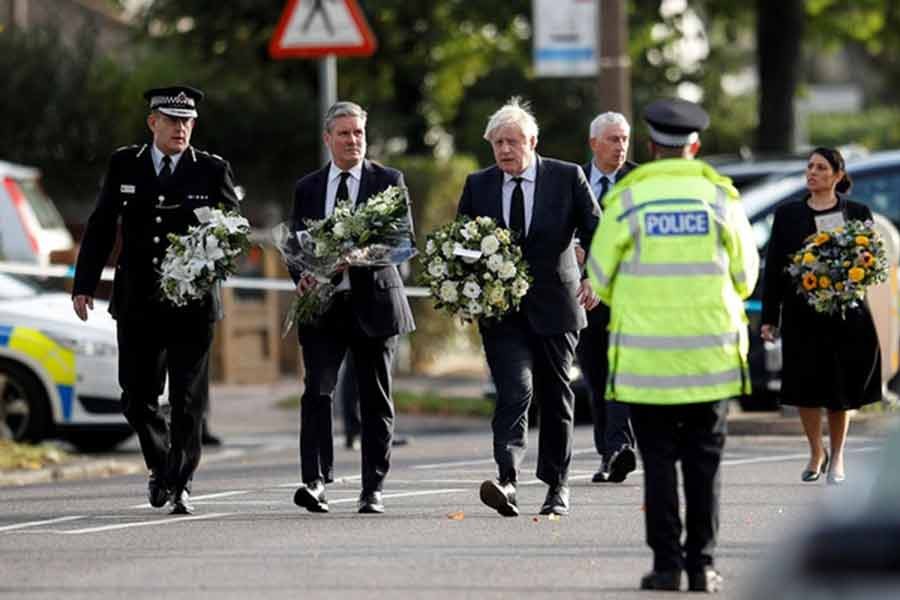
[336,171,351,204]
[597,175,610,201]
[509,176,526,240]
[331,172,352,286]
[159,155,172,185]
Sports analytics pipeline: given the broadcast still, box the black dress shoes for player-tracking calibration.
[607,446,637,483]
[479,480,519,517]
[147,472,169,508]
[169,489,194,515]
[358,490,385,514]
[801,452,829,482]
[294,481,329,513]
[687,566,723,592]
[591,458,609,483]
[539,485,570,516]
[640,570,682,591]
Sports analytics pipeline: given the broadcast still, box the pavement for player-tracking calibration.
[1,374,897,487]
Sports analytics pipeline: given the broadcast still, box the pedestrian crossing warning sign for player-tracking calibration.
[269,0,377,58]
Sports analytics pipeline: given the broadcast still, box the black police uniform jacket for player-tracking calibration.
[73,144,241,322]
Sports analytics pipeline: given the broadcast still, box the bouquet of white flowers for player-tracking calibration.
[159,206,251,307]
[420,216,531,323]
[274,185,416,335]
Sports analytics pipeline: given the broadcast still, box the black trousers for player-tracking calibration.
[630,400,728,572]
[117,307,214,493]
[335,353,362,441]
[575,303,633,460]
[481,313,578,486]
[298,294,396,493]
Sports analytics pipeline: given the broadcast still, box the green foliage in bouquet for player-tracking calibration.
[787,218,889,317]
[420,216,531,323]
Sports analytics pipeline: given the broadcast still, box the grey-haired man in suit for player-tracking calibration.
[289,101,415,515]
[577,112,638,484]
[458,98,600,517]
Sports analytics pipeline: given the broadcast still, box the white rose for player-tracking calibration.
[428,259,447,278]
[499,261,517,280]
[462,281,482,299]
[442,241,455,258]
[465,221,480,238]
[460,228,471,241]
[488,286,505,306]
[439,281,459,303]
[487,254,504,272]
[466,300,483,316]
[332,222,347,239]
[476,216,493,228]
[512,278,529,298]
[480,235,500,256]
[426,239,436,255]
[193,206,213,223]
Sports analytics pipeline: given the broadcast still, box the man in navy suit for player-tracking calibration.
[289,101,415,515]
[458,98,600,517]
[578,112,638,484]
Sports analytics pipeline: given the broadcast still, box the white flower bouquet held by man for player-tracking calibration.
[159,206,251,307]
[420,216,531,323]
[274,185,416,335]
[787,218,889,317]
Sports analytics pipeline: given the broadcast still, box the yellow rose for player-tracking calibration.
[835,282,845,291]
[855,235,870,247]
[848,267,865,282]
[818,276,832,288]
[802,252,816,265]
[814,233,830,246]
[861,252,876,268]
[843,260,852,267]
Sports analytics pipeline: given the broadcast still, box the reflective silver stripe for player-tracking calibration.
[620,261,726,276]
[617,332,740,349]
[587,255,610,286]
[615,368,743,389]
[620,189,642,269]
[712,187,727,221]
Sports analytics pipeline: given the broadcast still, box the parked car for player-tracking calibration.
[0,159,75,265]
[0,272,135,451]
[740,149,900,408]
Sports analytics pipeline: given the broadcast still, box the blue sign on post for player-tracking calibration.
[533,0,597,77]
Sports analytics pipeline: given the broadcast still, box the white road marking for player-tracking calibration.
[0,516,85,533]
[61,512,233,535]
[329,488,464,504]
[129,490,249,509]
[412,448,597,470]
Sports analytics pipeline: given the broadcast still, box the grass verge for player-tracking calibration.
[0,440,68,471]
[277,390,493,418]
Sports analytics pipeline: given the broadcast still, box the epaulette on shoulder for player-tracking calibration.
[114,143,143,155]
[193,148,226,163]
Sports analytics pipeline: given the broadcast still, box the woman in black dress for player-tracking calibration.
[761,147,881,485]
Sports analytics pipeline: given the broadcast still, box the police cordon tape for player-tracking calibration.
[0,261,432,297]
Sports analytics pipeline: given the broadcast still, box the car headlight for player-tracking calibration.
[41,330,118,357]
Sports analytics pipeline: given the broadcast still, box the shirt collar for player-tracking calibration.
[503,160,537,185]
[591,161,619,183]
[151,144,184,171]
[329,161,363,182]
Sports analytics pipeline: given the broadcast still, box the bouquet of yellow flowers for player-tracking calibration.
[787,219,888,317]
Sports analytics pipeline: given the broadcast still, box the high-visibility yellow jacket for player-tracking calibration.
[587,158,759,404]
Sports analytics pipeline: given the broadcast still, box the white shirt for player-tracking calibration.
[151,144,184,176]
[502,160,537,236]
[325,161,363,291]
[325,161,362,216]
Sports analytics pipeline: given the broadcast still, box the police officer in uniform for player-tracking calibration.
[72,85,241,515]
[587,99,758,592]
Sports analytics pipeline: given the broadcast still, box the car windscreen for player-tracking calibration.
[16,178,66,229]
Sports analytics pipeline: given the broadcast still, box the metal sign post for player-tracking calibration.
[319,55,337,164]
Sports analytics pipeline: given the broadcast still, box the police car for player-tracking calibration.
[0,272,135,450]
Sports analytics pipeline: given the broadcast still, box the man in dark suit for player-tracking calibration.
[458,98,600,517]
[72,85,241,515]
[577,112,638,484]
[290,101,415,515]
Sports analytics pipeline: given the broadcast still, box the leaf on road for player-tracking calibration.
[447,511,465,520]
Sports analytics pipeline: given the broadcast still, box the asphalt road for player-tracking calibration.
[0,419,889,600]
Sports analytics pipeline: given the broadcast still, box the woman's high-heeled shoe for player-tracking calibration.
[801,452,829,482]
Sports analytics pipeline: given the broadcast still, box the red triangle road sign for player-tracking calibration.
[269,0,377,58]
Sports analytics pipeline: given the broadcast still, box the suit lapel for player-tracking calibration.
[489,167,504,224]
[357,160,373,207]
[313,164,329,219]
[527,155,545,243]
